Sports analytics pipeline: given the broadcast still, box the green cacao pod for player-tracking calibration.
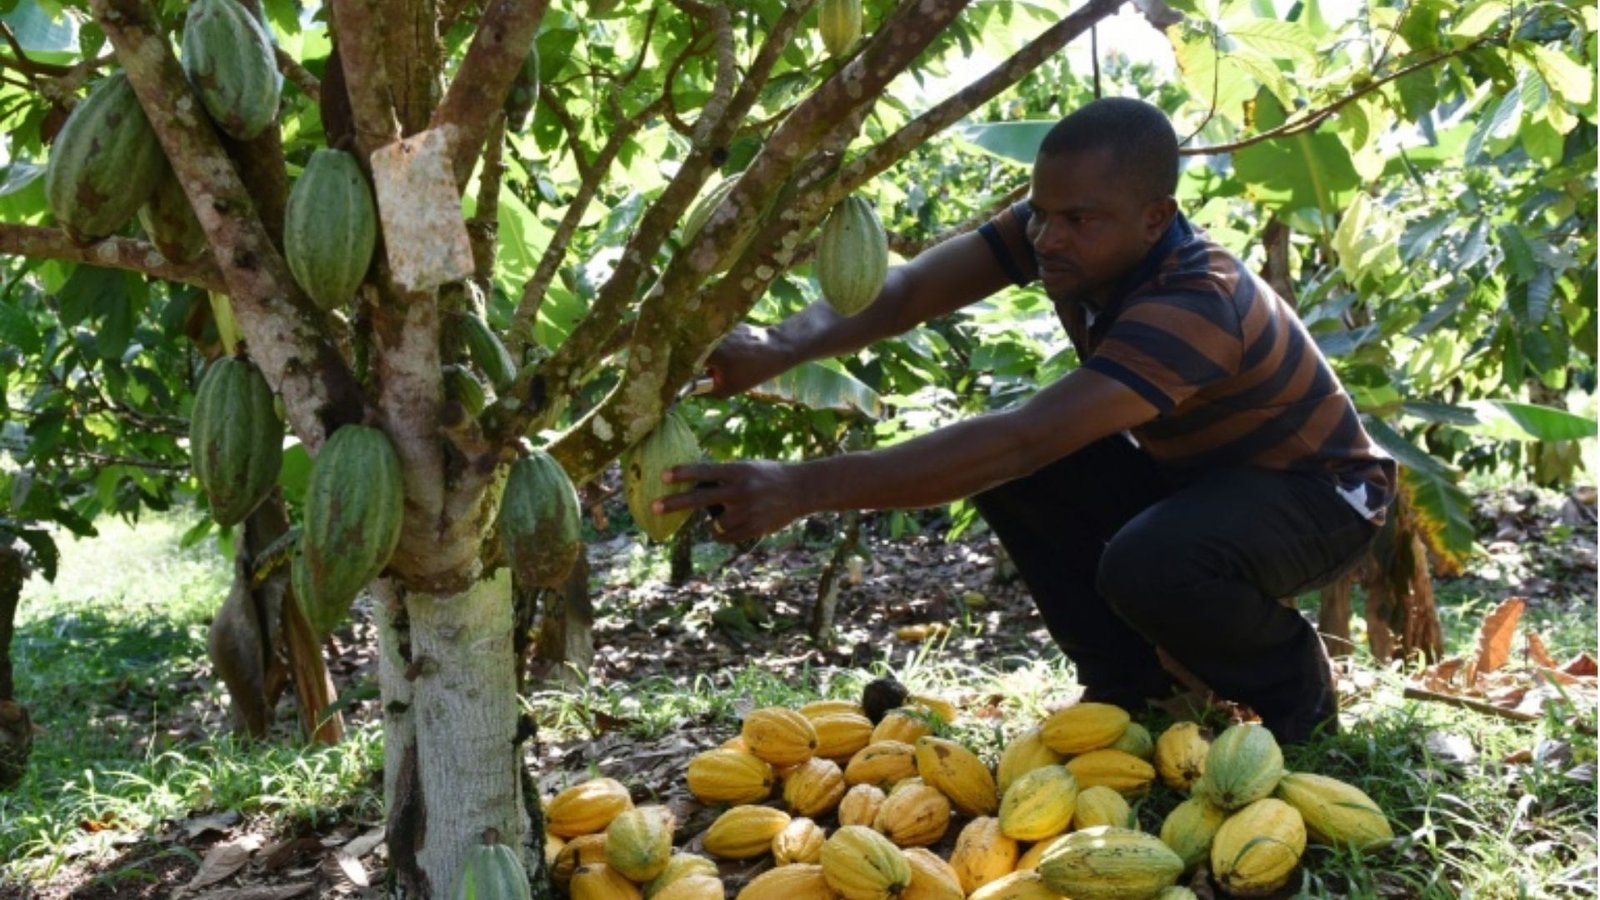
[1110,721,1154,760]
[816,196,887,317]
[456,835,534,900]
[504,45,540,132]
[459,311,518,392]
[622,412,700,542]
[683,177,741,246]
[817,0,862,57]
[500,451,583,588]
[284,148,377,311]
[1037,826,1182,900]
[181,0,280,140]
[1193,724,1283,812]
[46,72,165,242]
[190,356,283,527]
[444,364,489,418]
[293,424,405,635]
[139,163,207,263]
[606,806,676,882]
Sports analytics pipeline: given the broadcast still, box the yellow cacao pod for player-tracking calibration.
[871,710,932,745]
[737,864,834,900]
[743,708,820,768]
[554,833,609,887]
[913,736,998,817]
[1015,835,1066,872]
[997,727,1065,794]
[871,779,951,847]
[1274,772,1393,850]
[645,855,719,898]
[814,713,874,761]
[1210,798,1306,897]
[845,741,917,789]
[546,833,566,867]
[820,826,910,900]
[1071,785,1133,832]
[1039,703,1130,755]
[1065,749,1156,797]
[967,870,1062,900]
[949,817,1018,895]
[800,699,866,719]
[999,764,1077,841]
[1109,722,1154,760]
[572,864,643,900]
[549,778,634,837]
[1158,796,1227,873]
[902,848,963,900]
[1154,889,1199,900]
[1037,826,1182,900]
[688,749,775,805]
[906,695,957,725]
[773,816,827,865]
[785,757,848,818]
[653,875,725,900]
[838,783,887,827]
[606,806,676,883]
[704,806,792,860]
[1194,724,1283,812]
[1154,723,1209,791]
[722,735,752,753]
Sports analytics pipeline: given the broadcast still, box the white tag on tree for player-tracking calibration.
[368,126,474,293]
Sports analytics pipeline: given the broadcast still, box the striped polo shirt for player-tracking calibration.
[978,202,1396,522]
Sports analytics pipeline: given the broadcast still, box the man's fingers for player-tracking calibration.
[663,463,725,484]
[654,482,734,515]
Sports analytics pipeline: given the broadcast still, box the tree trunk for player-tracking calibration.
[810,512,860,645]
[1317,575,1355,658]
[536,553,594,688]
[669,520,696,586]
[376,571,532,896]
[0,542,33,791]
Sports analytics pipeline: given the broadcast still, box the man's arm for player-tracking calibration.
[660,368,1160,542]
[707,230,1019,395]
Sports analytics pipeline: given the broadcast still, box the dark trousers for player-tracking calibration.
[973,435,1377,738]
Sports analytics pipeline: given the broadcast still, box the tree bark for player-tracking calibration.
[536,552,594,689]
[0,543,32,791]
[376,572,528,897]
[1317,574,1356,658]
[810,512,860,645]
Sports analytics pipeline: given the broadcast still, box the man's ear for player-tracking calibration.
[1144,196,1178,239]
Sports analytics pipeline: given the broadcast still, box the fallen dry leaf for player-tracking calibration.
[184,834,265,893]
[1562,653,1598,678]
[1526,631,1559,669]
[338,826,386,860]
[189,884,314,900]
[1473,597,1525,674]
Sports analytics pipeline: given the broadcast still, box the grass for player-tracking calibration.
[2,503,1596,897]
[1,511,382,885]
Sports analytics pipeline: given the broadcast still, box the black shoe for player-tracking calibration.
[1261,645,1340,745]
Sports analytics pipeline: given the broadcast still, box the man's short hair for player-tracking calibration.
[1037,97,1180,200]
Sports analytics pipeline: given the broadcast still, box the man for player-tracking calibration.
[654,97,1395,743]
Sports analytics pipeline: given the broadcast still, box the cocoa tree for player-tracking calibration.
[0,0,1593,895]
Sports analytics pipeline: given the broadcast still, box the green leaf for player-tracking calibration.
[0,301,41,355]
[1450,0,1509,40]
[1232,91,1359,216]
[1466,400,1599,441]
[1,0,77,54]
[1521,41,1593,106]
[749,361,883,419]
[1225,18,1318,70]
[951,120,1053,166]
[1402,464,1476,562]
[1496,223,1536,282]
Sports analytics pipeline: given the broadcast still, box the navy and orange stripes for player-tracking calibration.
[978,203,1396,522]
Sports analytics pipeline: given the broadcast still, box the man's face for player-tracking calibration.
[1025,148,1176,308]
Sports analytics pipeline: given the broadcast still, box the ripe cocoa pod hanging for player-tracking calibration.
[817,0,862,57]
[499,451,583,589]
[181,0,281,140]
[293,424,405,635]
[45,72,165,242]
[190,356,283,527]
[284,148,377,311]
[816,196,888,317]
[139,164,208,263]
[622,412,701,542]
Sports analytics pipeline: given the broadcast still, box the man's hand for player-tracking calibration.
[704,325,794,398]
[654,460,806,543]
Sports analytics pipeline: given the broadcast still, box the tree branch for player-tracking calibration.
[0,224,226,291]
[432,0,548,190]
[508,95,668,352]
[538,85,593,180]
[1187,31,1508,156]
[468,114,507,287]
[91,0,363,450]
[0,22,67,78]
[275,45,320,103]
[827,0,1126,208]
[328,0,402,158]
